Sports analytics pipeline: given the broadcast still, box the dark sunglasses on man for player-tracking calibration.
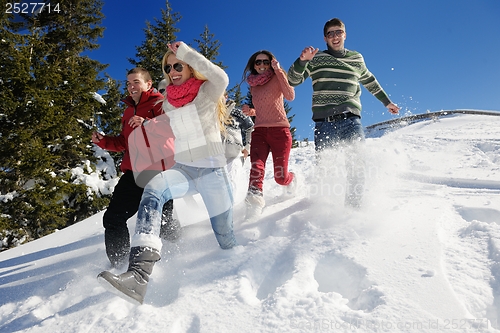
[326,30,345,38]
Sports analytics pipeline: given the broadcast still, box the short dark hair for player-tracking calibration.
[323,18,345,36]
[127,67,152,82]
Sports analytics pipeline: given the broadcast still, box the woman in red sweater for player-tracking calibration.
[242,50,296,219]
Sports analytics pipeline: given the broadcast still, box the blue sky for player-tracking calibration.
[89,0,500,140]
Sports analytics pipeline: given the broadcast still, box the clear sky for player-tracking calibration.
[88,0,500,140]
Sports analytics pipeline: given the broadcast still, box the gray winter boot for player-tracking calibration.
[97,246,161,305]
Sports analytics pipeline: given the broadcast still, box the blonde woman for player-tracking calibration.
[98,41,236,305]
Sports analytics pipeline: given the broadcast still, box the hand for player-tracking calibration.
[168,41,181,54]
[299,46,319,61]
[128,115,146,128]
[92,131,104,144]
[387,103,400,115]
[241,104,255,116]
[271,59,280,70]
[242,149,249,159]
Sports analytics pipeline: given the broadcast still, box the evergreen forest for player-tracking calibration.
[0,0,296,251]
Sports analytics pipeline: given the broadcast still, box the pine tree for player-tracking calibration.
[128,0,181,86]
[0,0,111,250]
[193,25,226,69]
[94,75,123,136]
[284,101,298,147]
[93,74,126,170]
[227,85,245,107]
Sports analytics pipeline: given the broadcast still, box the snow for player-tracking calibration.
[1,113,500,332]
[92,92,107,105]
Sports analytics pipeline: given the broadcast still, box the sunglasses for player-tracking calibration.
[164,62,184,74]
[326,29,345,38]
[254,59,270,66]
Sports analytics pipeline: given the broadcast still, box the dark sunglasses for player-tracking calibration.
[164,62,184,74]
[254,59,270,66]
[326,30,345,38]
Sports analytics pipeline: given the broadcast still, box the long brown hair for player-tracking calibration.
[242,50,276,81]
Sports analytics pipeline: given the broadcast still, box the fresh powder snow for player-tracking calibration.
[1,112,500,333]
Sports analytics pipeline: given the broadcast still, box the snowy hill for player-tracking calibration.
[1,113,500,333]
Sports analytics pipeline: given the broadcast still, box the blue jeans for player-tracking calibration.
[314,116,366,207]
[133,163,237,249]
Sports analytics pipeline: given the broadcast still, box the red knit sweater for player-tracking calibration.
[249,69,295,128]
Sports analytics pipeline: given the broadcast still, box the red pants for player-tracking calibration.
[248,127,293,192]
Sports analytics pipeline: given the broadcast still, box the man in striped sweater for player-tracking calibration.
[287,17,399,208]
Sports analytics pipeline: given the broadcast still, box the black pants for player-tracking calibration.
[103,170,173,266]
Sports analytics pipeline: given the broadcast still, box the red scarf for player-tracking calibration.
[166,77,204,107]
[247,69,274,87]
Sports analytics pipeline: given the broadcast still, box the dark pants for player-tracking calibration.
[314,116,366,208]
[103,170,173,266]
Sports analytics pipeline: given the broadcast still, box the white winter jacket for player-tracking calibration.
[162,42,229,167]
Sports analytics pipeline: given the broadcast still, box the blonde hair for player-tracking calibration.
[162,49,230,134]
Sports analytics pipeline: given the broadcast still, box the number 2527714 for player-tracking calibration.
[5,2,60,14]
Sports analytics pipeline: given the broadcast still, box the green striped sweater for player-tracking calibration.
[287,49,392,121]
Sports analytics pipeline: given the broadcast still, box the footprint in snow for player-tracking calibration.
[314,252,385,312]
[420,269,435,278]
[455,206,500,225]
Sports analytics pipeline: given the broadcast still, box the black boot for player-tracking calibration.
[160,199,182,242]
[97,246,161,305]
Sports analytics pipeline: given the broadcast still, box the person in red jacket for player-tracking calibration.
[92,67,176,267]
[241,50,297,219]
